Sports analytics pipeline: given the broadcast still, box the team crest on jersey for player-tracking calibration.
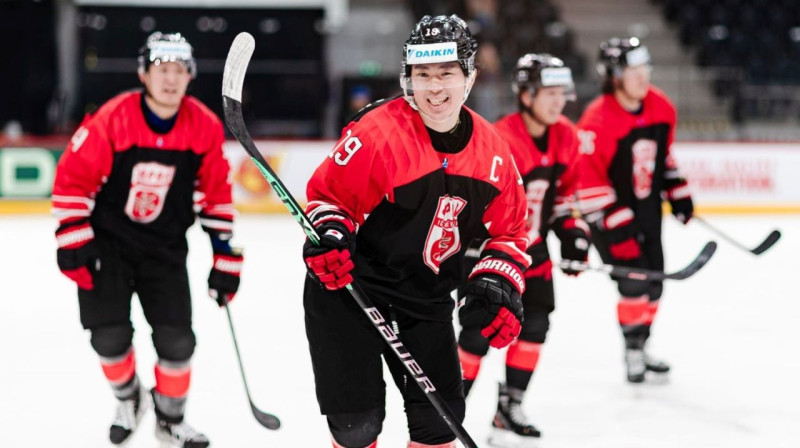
[125,162,176,223]
[423,195,467,274]
[632,139,657,199]
[525,179,550,240]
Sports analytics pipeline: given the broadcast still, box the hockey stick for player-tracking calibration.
[223,298,281,430]
[693,215,780,256]
[467,238,717,281]
[557,240,717,281]
[222,32,477,448]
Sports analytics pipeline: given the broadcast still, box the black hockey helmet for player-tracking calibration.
[401,14,478,77]
[596,36,650,79]
[512,53,576,100]
[138,32,197,78]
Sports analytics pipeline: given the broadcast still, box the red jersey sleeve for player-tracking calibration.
[195,116,235,235]
[575,105,618,218]
[52,115,113,227]
[480,148,532,271]
[553,118,581,218]
[306,123,391,230]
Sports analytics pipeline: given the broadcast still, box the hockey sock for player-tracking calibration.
[505,340,541,391]
[332,440,377,448]
[99,347,137,399]
[617,294,652,335]
[457,346,483,397]
[153,359,191,420]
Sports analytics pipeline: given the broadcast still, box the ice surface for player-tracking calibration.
[1,214,797,447]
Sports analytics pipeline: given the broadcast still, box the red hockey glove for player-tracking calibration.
[55,221,99,290]
[459,258,525,348]
[208,234,243,306]
[303,221,356,291]
[598,206,642,261]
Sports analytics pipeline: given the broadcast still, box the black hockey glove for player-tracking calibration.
[670,196,694,225]
[303,221,356,290]
[459,257,525,349]
[55,220,100,291]
[560,234,590,277]
[208,233,243,306]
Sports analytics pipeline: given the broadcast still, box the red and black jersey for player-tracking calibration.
[495,113,583,241]
[307,97,531,320]
[52,90,233,262]
[576,86,687,235]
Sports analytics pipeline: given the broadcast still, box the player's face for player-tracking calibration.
[410,62,471,127]
[620,64,651,100]
[529,86,567,125]
[139,61,192,109]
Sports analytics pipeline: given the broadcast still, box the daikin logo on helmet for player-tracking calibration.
[540,67,573,87]
[148,41,193,64]
[406,42,458,65]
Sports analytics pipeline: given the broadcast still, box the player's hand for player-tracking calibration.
[303,221,356,291]
[560,230,590,276]
[56,220,100,290]
[459,257,525,348]
[670,196,694,225]
[209,246,243,306]
[598,206,642,261]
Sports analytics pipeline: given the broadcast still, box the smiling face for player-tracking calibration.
[409,61,473,131]
[138,61,192,117]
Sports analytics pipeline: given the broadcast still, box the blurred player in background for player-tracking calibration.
[576,37,693,383]
[301,14,531,448]
[52,32,242,447]
[458,53,589,447]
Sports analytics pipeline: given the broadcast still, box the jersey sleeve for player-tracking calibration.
[51,115,113,228]
[553,123,581,219]
[306,124,391,230]
[574,121,619,220]
[480,153,532,271]
[660,105,690,201]
[196,119,235,236]
[553,124,590,239]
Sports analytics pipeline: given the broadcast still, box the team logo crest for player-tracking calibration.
[423,195,467,274]
[631,139,657,199]
[125,162,176,223]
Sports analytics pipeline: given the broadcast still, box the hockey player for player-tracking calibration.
[301,14,531,448]
[576,37,693,383]
[52,32,242,447]
[457,53,589,446]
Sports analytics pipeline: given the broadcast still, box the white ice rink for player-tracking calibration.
[2,214,798,447]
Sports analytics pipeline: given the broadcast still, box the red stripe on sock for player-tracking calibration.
[100,350,135,385]
[617,295,650,326]
[506,340,542,372]
[154,362,191,398]
[458,347,483,381]
[644,300,660,325]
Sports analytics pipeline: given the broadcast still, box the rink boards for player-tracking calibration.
[1,140,799,214]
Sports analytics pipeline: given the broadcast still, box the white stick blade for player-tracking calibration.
[222,32,255,102]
